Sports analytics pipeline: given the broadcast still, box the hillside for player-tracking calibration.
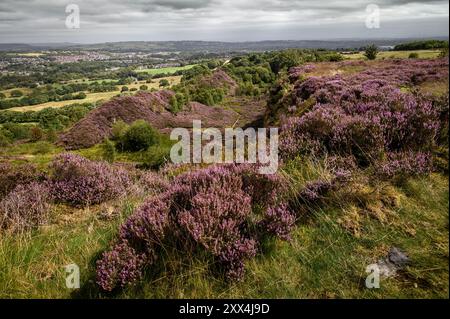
[0,50,448,299]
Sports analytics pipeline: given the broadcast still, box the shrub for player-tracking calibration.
[101,139,116,163]
[10,90,23,98]
[280,83,440,167]
[364,44,378,60]
[159,79,170,87]
[139,85,148,91]
[48,153,131,207]
[2,122,30,140]
[118,120,159,152]
[408,52,419,59]
[96,164,293,291]
[111,120,129,141]
[375,151,432,180]
[30,126,44,142]
[0,163,43,199]
[0,182,50,233]
[0,130,11,147]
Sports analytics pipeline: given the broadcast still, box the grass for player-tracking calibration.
[0,158,447,298]
[136,64,196,75]
[0,141,63,169]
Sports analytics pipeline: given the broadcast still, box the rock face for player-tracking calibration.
[58,90,240,150]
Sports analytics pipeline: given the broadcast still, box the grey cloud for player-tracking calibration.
[0,0,447,42]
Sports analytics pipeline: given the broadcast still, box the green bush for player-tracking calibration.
[101,139,116,163]
[408,52,419,59]
[364,44,379,60]
[0,130,11,147]
[159,79,170,87]
[141,135,175,169]
[118,120,159,152]
[30,126,44,142]
[10,90,23,98]
[2,123,30,140]
[111,120,129,141]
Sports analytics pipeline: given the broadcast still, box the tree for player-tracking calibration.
[101,139,116,163]
[159,79,170,88]
[364,44,379,60]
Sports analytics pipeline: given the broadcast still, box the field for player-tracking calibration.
[5,76,181,112]
[136,64,196,75]
[343,49,441,60]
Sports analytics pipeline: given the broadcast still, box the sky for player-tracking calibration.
[0,0,448,43]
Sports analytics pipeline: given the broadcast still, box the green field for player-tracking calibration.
[136,64,196,75]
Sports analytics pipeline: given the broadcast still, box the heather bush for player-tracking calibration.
[0,163,44,199]
[0,182,50,233]
[135,170,170,196]
[48,153,131,207]
[96,164,294,291]
[280,73,441,168]
[375,151,432,180]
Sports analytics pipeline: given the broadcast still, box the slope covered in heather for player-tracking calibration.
[58,91,239,150]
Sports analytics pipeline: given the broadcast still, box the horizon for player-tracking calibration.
[1,36,449,46]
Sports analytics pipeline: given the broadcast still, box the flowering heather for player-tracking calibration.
[288,64,316,82]
[58,89,240,150]
[375,151,432,180]
[280,59,444,167]
[260,203,296,240]
[95,242,147,292]
[96,164,295,291]
[0,182,50,233]
[137,171,170,194]
[299,179,333,203]
[48,153,131,207]
[0,163,44,199]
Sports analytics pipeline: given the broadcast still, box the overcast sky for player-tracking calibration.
[0,0,448,43]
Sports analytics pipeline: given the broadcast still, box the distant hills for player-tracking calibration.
[0,37,448,53]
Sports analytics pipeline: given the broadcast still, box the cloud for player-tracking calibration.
[0,0,447,42]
